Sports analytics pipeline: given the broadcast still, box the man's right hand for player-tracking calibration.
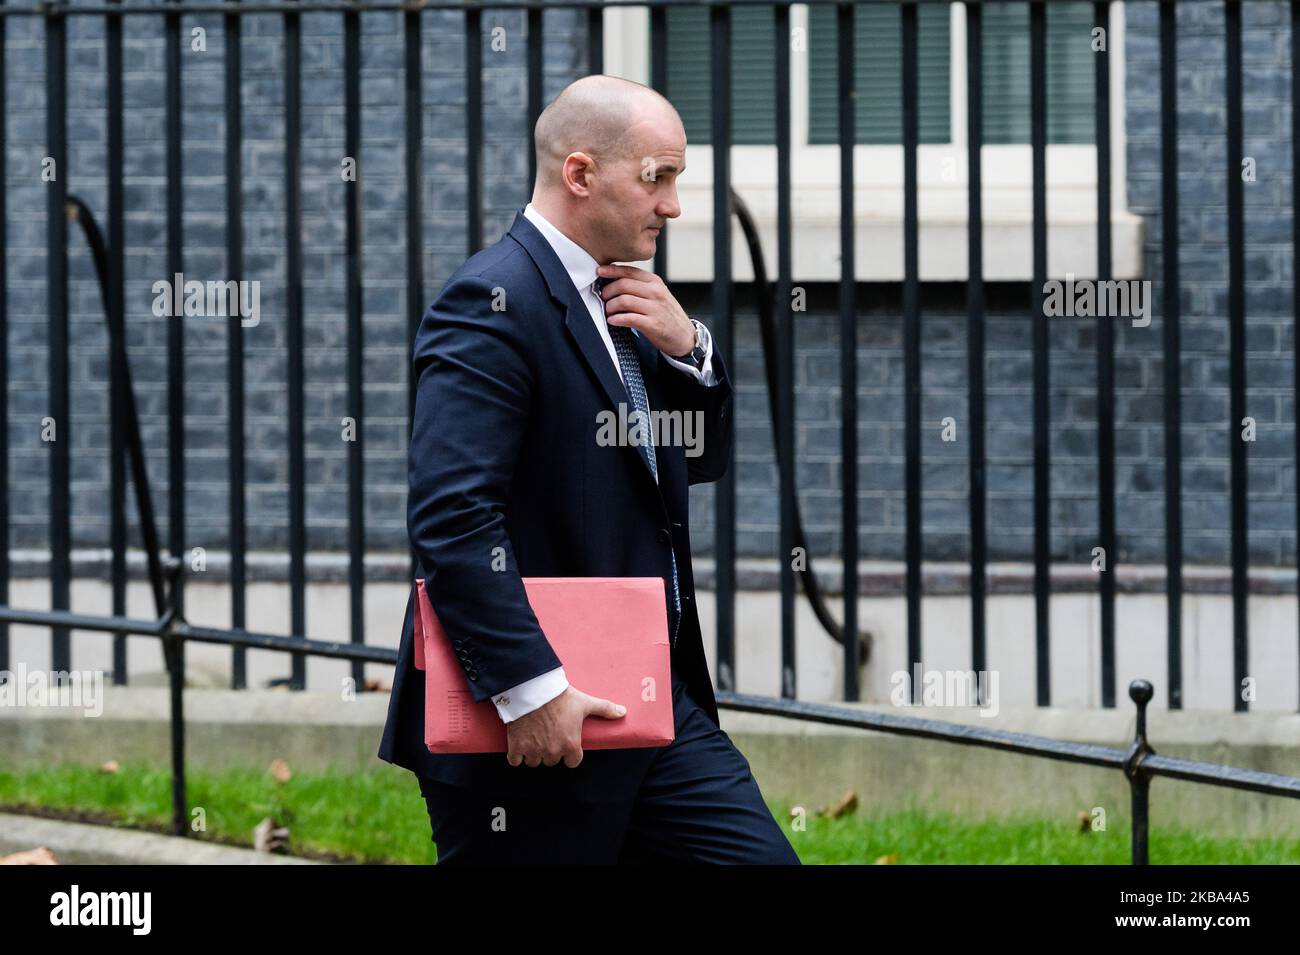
[505,686,626,769]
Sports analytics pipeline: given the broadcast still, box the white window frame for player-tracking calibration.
[603,2,1143,282]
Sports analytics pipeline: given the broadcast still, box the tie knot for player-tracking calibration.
[592,276,606,298]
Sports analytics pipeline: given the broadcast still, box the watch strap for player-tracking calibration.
[672,319,708,366]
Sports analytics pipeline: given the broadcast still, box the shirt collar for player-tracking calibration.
[523,202,602,298]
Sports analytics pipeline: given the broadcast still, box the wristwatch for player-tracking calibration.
[671,319,710,369]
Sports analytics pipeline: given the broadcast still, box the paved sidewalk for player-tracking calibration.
[0,813,324,865]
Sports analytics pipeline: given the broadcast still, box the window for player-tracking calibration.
[807,4,952,145]
[601,3,1138,282]
[980,3,1096,144]
[664,7,778,145]
[662,2,1097,146]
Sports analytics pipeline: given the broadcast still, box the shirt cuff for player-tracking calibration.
[491,666,569,723]
[661,325,717,386]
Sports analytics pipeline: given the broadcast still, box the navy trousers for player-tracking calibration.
[416,667,800,864]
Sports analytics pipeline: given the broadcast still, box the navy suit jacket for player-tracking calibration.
[377,207,733,804]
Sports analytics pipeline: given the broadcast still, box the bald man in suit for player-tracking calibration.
[378,74,799,865]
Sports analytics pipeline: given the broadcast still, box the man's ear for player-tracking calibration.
[564,151,596,196]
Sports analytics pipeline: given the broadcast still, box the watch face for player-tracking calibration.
[691,322,710,363]
[670,321,708,365]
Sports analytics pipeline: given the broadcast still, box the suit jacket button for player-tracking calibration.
[657,528,671,544]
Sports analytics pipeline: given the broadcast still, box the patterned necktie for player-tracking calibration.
[593,276,682,647]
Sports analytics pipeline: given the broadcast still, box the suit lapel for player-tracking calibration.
[506,208,660,487]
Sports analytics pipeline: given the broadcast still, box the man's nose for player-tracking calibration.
[660,192,681,220]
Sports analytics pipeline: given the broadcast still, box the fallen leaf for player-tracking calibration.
[0,847,59,865]
[873,853,898,865]
[821,790,858,819]
[253,817,291,853]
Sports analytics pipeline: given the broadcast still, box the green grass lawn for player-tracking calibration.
[2,762,1297,864]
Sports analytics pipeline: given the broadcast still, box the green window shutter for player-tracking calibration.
[663,6,777,146]
[663,3,1093,148]
[807,4,952,145]
[982,2,1096,144]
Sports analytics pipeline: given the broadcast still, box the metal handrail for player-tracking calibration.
[732,188,855,650]
[64,196,171,620]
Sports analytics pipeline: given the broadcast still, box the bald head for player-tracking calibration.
[529,74,686,265]
[533,75,681,191]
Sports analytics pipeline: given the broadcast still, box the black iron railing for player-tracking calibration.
[0,0,1297,863]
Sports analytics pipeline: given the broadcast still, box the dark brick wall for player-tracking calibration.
[1121,0,1296,565]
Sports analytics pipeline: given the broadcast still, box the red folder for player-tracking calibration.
[412,577,675,754]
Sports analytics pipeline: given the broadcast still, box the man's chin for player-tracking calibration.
[613,244,656,265]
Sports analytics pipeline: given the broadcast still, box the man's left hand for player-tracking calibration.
[596,264,696,356]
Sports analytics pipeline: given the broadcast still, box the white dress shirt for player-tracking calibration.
[485,202,717,724]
